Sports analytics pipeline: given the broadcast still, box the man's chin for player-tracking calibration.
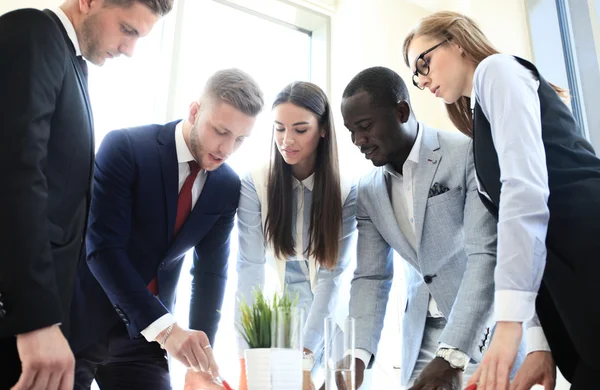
[86,55,105,67]
[370,158,386,167]
[203,158,225,171]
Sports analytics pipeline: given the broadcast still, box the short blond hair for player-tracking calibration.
[203,68,264,117]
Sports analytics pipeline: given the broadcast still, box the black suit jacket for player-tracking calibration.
[0,9,94,339]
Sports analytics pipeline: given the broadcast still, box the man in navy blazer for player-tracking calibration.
[69,68,264,390]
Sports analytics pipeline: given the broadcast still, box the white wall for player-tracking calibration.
[0,0,60,14]
[329,0,533,137]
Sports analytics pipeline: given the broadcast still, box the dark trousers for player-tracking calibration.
[74,322,171,390]
[0,337,21,390]
[537,247,600,389]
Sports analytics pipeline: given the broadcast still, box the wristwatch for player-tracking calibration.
[436,348,469,371]
[302,350,315,371]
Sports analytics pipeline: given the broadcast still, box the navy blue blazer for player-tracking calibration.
[69,120,240,353]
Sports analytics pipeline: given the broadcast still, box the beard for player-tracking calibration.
[80,13,102,65]
[189,122,205,169]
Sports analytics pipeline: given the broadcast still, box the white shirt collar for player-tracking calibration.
[292,172,315,191]
[51,8,81,56]
[384,123,423,177]
[470,86,476,110]
[175,121,196,164]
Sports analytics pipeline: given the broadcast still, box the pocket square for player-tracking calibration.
[428,182,450,198]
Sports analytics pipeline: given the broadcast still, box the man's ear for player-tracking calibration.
[395,100,411,124]
[79,0,96,15]
[188,101,201,125]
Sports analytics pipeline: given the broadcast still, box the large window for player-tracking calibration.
[526,0,600,151]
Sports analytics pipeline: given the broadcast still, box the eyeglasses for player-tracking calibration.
[411,40,450,90]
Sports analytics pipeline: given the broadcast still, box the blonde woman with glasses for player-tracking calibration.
[404,11,600,390]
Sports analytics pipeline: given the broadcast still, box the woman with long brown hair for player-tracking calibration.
[404,11,600,390]
[235,81,356,390]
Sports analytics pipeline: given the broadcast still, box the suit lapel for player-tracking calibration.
[157,122,180,242]
[44,10,95,226]
[43,10,93,135]
[413,125,442,249]
[372,170,418,264]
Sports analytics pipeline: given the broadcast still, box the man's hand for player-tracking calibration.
[355,358,366,389]
[184,369,224,390]
[409,357,462,390]
[156,324,218,375]
[318,358,364,390]
[509,351,555,390]
[13,324,75,390]
[467,321,522,390]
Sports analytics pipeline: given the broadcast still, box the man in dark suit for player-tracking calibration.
[0,1,171,389]
[69,68,264,390]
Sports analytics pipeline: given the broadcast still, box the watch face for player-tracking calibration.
[448,351,466,367]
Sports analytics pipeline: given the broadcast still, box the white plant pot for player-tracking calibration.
[244,348,272,390]
[270,348,303,390]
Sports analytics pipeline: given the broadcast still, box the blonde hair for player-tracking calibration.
[402,11,567,137]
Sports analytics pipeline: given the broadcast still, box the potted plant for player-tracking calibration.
[237,289,300,390]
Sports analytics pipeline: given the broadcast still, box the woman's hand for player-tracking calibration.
[466,321,522,390]
[303,371,316,390]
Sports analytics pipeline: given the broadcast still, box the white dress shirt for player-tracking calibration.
[140,121,207,342]
[472,54,550,353]
[51,8,81,56]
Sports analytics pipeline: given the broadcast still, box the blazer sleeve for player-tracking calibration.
[349,181,394,367]
[189,176,240,345]
[0,10,68,337]
[86,130,169,336]
[439,140,497,359]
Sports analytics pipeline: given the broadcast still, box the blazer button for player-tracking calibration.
[0,308,6,319]
[424,274,437,284]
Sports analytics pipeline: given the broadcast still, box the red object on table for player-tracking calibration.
[465,385,477,390]
[221,380,233,390]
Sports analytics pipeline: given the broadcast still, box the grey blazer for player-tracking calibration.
[349,124,497,385]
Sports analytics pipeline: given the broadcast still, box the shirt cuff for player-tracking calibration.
[526,326,551,354]
[140,313,176,342]
[494,290,537,323]
[353,348,373,369]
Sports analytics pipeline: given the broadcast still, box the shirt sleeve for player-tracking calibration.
[234,173,266,356]
[140,313,176,342]
[473,54,550,323]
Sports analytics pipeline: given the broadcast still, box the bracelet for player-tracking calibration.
[159,323,175,349]
[302,350,315,371]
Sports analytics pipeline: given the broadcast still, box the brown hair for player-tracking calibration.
[104,0,174,16]
[402,11,567,137]
[264,82,342,269]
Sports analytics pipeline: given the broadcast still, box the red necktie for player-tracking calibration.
[148,161,201,295]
